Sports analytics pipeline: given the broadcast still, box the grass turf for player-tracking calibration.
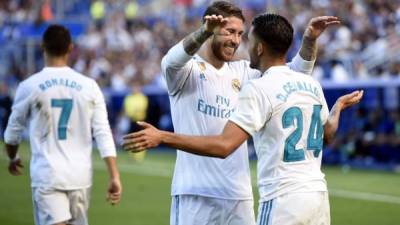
[0,143,399,225]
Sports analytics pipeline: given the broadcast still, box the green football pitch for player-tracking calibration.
[1,143,399,225]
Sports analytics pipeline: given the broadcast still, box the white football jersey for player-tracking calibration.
[4,67,116,189]
[162,42,315,199]
[229,65,329,202]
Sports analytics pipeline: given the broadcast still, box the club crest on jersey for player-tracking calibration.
[232,79,241,92]
[198,62,206,71]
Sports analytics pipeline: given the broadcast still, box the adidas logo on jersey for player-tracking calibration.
[200,73,207,81]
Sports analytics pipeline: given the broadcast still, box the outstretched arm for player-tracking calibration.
[299,16,341,61]
[324,90,364,144]
[123,121,249,159]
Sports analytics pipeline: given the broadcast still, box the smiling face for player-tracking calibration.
[210,16,244,62]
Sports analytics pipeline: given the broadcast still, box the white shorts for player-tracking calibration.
[170,195,256,225]
[257,192,330,225]
[32,187,91,225]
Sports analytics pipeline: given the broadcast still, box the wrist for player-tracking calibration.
[9,154,20,163]
[159,130,168,145]
[334,101,344,110]
[303,34,317,43]
[110,173,120,180]
[201,25,214,37]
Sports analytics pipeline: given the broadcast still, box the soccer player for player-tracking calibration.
[3,25,122,225]
[126,1,339,224]
[124,13,363,225]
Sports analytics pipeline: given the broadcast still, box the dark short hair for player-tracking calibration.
[42,24,72,56]
[251,14,293,56]
[202,1,245,23]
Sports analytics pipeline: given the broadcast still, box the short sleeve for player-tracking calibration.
[229,82,272,136]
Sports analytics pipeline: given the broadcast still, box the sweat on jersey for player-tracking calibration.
[161,42,315,200]
[229,66,329,202]
[4,67,116,190]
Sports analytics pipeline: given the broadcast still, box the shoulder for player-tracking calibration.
[295,70,322,88]
[70,69,99,86]
[240,79,263,97]
[71,69,93,81]
[18,71,44,90]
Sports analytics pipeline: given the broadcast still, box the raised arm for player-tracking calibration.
[299,16,340,61]
[287,16,340,75]
[182,15,226,55]
[162,14,228,68]
[324,90,363,144]
[123,121,249,159]
[162,15,228,95]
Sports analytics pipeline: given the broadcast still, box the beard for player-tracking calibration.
[211,38,238,62]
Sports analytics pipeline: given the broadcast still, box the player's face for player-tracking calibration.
[248,27,261,69]
[210,16,244,62]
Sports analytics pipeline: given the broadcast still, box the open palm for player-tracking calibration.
[304,16,341,40]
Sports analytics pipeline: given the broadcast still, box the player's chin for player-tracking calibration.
[219,51,235,62]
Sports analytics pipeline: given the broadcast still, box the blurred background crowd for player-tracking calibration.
[0,0,399,170]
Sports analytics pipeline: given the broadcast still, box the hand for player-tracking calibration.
[107,178,122,205]
[123,122,162,152]
[203,14,228,34]
[336,90,364,110]
[8,158,24,176]
[304,16,340,40]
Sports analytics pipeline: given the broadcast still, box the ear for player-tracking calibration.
[257,42,263,56]
[68,43,74,53]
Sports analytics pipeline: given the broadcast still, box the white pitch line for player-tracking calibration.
[93,161,400,205]
[329,189,400,205]
[93,161,173,178]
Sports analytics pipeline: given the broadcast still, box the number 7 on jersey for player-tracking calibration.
[51,99,73,140]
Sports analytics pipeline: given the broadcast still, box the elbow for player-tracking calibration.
[161,57,168,73]
[323,123,336,145]
[216,151,229,159]
[216,142,236,159]
[215,152,230,159]
[324,132,334,145]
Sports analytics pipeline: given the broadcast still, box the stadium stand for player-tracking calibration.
[0,0,399,170]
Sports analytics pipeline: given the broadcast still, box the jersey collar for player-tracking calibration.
[42,66,72,72]
[194,54,228,76]
[262,65,290,77]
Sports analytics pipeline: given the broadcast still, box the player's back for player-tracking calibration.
[18,67,103,189]
[240,66,329,202]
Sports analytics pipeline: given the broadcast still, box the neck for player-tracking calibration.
[258,54,286,74]
[45,55,69,67]
[198,41,225,69]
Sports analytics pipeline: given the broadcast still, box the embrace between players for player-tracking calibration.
[4,1,362,225]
